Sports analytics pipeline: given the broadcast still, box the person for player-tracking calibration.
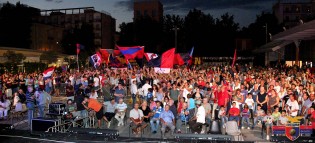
[189,100,205,134]
[257,86,267,113]
[26,86,35,127]
[176,102,189,133]
[202,97,211,127]
[82,96,104,128]
[160,104,176,139]
[0,94,11,120]
[146,88,153,102]
[65,99,79,117]
[89,89,98,99]
[140,101,151,123]
[278,110,288,125]
[130,103,147,135]
[187,94,195,111]
[245,93,255,111]
[272,106,281,124]
[114,83,125,103]
[266,89,280,112]
[150,101,163,134]
[241,104,251,129]
[169,84,179,106]
[35,88,51,118]
[301,93,315,117]
[285,94,299,117]
[141,80,152,100]
[219,106,228,128]
[115,98,127,127]
[74,83,88,126]
[66,80,75,101]
[13,92,20,107]
[103,98,117,128]
[228,101,240,127]
[18,89,26,104]
[130,80,138,107]
[263,110,274,140]
[252,104,265,129]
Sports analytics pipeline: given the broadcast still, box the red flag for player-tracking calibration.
[232,48,237,67]
[76,43,80,55]
[161,48,175,68]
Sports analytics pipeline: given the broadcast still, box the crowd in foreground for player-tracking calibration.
[0,64,315,140]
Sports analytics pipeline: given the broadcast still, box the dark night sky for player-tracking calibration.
[3,0,277,30]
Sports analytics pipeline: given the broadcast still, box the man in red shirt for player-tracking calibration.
[228,102,240,127]
[218,86,229,108]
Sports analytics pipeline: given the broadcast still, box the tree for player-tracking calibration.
[3,50,26,64]
[40,51,58,64]
[0,2,40,48]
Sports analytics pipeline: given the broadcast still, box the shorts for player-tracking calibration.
[105,112,115,121]
[96,107,104,120]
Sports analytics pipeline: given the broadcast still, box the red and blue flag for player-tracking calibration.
[116,46,144,60]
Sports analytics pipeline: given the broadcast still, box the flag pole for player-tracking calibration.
[77,53,79,71]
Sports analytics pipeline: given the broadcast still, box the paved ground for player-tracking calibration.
[0,96,269,142]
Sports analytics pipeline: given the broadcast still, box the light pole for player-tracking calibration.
[263,23,268,66]
[172,26,179,52]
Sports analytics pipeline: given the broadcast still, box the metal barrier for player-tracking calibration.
[45,116,95,133]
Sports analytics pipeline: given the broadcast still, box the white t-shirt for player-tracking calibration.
[94,77,100,87]
[142,83,152,97]
[196,106,206,124]
[245,98,255,109]
[116,102,127,112]
[130,109,144,120]
[286,100,299,116]
[89,92,98,99]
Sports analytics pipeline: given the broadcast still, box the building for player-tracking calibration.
[273,0,315,28]
[32,7,116,51]
[31,23,64,52]
[134,0,163,22]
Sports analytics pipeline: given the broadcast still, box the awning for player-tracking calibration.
[253,19,315,53]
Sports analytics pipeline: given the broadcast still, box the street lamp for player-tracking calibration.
[172,26,179,52]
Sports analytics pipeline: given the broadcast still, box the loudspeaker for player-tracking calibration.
[209,120,221,134]
[48,103,66,115]
[69,127,119,139]
[31,118,60,132]
[0,123,14,131]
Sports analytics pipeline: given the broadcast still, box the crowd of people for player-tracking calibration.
[0,64,315,140]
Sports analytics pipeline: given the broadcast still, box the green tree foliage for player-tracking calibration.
[3,50,26,64]
[0,2,40,48]
[40,51,58,64]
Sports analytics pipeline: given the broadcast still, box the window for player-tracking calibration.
[152,10,156,17]
[144,10,148,16]
[136,10,141,17]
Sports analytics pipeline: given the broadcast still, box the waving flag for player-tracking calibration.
[116,46,144,60]
[76,43,85,55]
[174,47,194,65]
[144,53,159,61]
[90,52,102,69]
[43,67,55,79]
[148,48,175,73]
[232,48,237,67]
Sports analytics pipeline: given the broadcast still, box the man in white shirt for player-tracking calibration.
[130,103,147,135]
[189,100,205,134]
[130,80,138,107]
[115,98,127,126]
[141,80,152,99]
[286,94,299,117]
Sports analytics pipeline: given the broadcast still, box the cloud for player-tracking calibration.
[115,0,275,12]
[45,0,63,3]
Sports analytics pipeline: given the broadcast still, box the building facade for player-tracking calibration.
[32,7,116,51]
[273,0,315,28]
[134,0,163,22]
